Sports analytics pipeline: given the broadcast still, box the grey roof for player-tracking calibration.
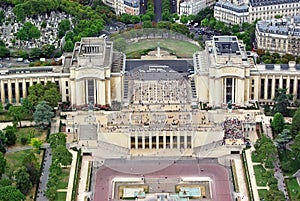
[215,1,248,12]
[257,15,300,36]
[280,64,289,69]
[249,0,299,7]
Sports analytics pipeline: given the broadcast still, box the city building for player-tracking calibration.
[214,0,300,25]
[179,0,206,16]
[179,0,216,16]
[255,15,300,56]
[103,0,140,15]
[194,35,300,108]
[214,1,249,25]
[0,37,125,107]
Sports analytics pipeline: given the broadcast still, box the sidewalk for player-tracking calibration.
[66,149,78,201]
[233,157,249,201]
[245,147,260,201]
[77,156,93,201]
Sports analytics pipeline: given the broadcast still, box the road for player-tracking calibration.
[154,0,162,22]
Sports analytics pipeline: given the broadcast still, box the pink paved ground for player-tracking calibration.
[94,162,232,201]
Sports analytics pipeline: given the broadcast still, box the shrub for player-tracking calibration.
[20,137,28,145]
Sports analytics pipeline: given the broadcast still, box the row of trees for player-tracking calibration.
[0,150,41,200]
[256,50,300,64]
[45,132,72,201]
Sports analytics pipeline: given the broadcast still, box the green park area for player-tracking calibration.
[56,192,67,201]
[253,165,268,186]
[125,39,201,58]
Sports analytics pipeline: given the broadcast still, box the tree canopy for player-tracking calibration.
[27,82,61,107]
[16,22,40,41]
[0,186,25,201]
[291,107,300,137]
[0,152,6,179]
[33,101,54,128]
[271,112,285,137]
[15,167,32,194]
[272,88,293,116]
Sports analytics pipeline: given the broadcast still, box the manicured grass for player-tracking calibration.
[251,151,261,163]
[56,192,67,201]
[5,149,33,169]
[286,178,300,201]
[253,165,268,186]
[57,168,70,189]
[16,127,47,145]
[258,189,268,201]
[0,114,13,122]
[125,39,201,58]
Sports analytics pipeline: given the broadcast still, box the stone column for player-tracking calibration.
[106,80,111,105]
[29,78,33,86]
[184,132,187,149]
[142,135,145,149]
[15,80,20,104]
[76,80,84,106]
[287,76,290,93]
[98,81,106,105]
[22,79,26,98]
[177,133,180,149]
[294,76,297,100]
[135,134,138,149]
[271,75,276,99]
[149,133,152,149]
[170,131,173,149]
[8,80,12,103]
[264,76,268,100]
[279,75,283,89]
[209,78,215,106]
[215,78,222,106]
[0,80,5,104]
[156,134,159,149]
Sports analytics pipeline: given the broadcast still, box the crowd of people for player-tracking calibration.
[131,79,189,105]
[222,117,245,145]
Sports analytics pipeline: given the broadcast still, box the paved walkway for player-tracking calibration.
[245,147,260,201]
[36,117,60,201]
[66,149,78,201]
[233,157,249,201]
[77,156,93,201]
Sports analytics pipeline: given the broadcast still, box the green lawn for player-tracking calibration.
[5,149,33,169]
[251,151,261,163]
[253,165,268,186]
[125,39,201,58]
[57,168,70,189]
[0,114,13,122]
[56,192,67,201]
[258,189,269,201]
[286,178,300,201]
[15,127,47,145]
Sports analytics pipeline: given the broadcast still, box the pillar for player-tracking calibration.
[184,132,187,149]
[8,80,12,103]
[163,131,166,149]
[15,80,20,104]
[98,81,106,105]
[264,75,268,100]
[209,78,215,106]
[22,79,26,99]
[177,133,180,149]
[106,80,111,105]
[149,133,152,149]
[0,80,4,104]
[156,134,159,149]
[215,78,222,106]
[294,76,297,100]
[135,134,138,149]
[142,135,145,149]
[170,131,173,149]
[271,75,276,99]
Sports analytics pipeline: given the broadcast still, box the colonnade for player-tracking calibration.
[0,77,61,104]
[130,132,193,149]
[260,74,300,100]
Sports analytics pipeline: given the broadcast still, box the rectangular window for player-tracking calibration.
[290,79,294,94]
[87,80,95,104]
[66,81,68,87]
[267,79,272,99]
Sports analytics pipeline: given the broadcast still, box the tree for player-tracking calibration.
[4,126,17,146]
[8,106,28,127]
[0,46,10,58]
[0,102,3,114]
[21,98,34,114]
[273,88,293,116]
[0,186,25,201]
[63,40,74,52]
[31,138,42,151]
[0,152,6,178]
[0,178,12,187]
[29,48,42,58]
[275,129,292,150]
[52,145,72,166]
[142,21,152,28]
[114,38,126,52]
[48,132,67,149]
[271,112,285,137]
[15,167,32,194]
[254,135,277,167]
[292,133,300,161]
[291,107,300,137]
[33,101,54,128]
